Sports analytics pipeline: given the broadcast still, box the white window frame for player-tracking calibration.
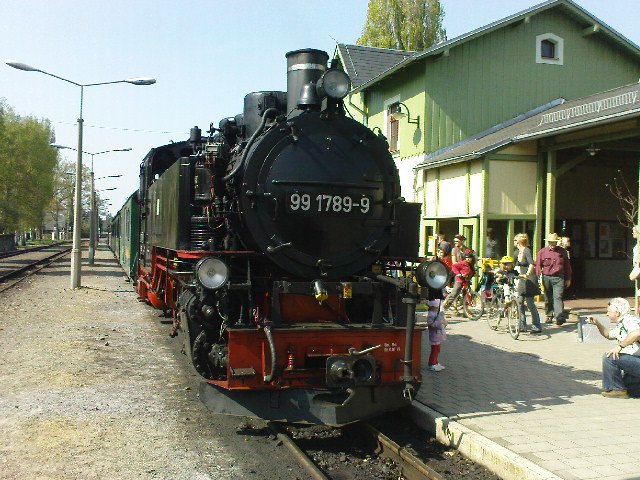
[536,33,564,65]
[384,95,401,156]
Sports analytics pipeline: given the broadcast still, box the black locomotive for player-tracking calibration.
[120,48,448,425]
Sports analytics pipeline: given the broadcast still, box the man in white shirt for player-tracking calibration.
[588,297,640,398]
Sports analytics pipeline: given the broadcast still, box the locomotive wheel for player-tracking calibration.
[191,330,214,379]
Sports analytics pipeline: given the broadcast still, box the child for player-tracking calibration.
[495,255,517,284]
[426,299,447,371]
[436,241,453,269]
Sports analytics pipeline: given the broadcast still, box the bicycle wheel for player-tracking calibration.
[484,296,500,330]
[463,289,484,320]
[450,295,463,315]
[507,302,520,339]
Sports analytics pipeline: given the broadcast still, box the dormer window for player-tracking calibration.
[536,33,564,65]
[541,39,556,59]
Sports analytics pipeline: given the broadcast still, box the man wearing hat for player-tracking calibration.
[535,233,572,325]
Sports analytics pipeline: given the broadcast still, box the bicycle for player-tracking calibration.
[445,275,484,320]
[484,276,521,339]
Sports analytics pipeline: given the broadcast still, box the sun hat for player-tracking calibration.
[545,232,560,243]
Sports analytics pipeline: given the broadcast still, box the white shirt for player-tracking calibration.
[610,314,640,356]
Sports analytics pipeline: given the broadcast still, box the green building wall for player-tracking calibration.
[364,8,640,156]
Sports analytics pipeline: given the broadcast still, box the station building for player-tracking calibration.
[334,0,640,292]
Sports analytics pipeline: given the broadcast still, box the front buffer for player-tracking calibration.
[198,325,422,426]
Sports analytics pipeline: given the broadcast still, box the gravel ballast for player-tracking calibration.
[0,248,307,480]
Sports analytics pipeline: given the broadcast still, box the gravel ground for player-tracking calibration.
[0,248,308,480]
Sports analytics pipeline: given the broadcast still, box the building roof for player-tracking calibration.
[334,44,415,89]
[351,0,640,94]
[416,82,640,169]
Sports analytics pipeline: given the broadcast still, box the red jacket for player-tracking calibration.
[451,260,474,281]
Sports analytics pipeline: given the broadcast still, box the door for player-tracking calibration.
[422,219,437,257]
[458,218,478,254]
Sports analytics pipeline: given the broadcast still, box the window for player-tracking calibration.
[536,33,564,65]
[388,115,399,152]
[540,39,556,59]
[384,97,401,153]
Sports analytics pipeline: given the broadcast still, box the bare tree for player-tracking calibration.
[606,169,638,232]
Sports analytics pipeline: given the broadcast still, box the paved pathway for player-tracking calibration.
[415,300,640,480]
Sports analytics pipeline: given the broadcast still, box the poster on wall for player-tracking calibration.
[585,222,596,258]
[599,223,612,258]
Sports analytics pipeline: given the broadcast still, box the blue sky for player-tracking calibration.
[1,0,638,213]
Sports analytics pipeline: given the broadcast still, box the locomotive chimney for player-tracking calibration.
[285,49,329,113]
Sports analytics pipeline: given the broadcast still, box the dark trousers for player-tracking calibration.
[602,353,640,391]
[542,274,565,320]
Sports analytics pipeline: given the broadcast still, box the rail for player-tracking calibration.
[0,245,72,293]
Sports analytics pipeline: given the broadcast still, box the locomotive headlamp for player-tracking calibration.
[195,257,229,290]
[316,69,351,100]
[415,260,450,290]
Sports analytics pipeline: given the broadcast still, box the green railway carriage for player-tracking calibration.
[110,191,140,280]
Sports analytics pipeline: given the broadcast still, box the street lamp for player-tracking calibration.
[94,188,117,254]
[6,60,154,288]
[51,144,128,265]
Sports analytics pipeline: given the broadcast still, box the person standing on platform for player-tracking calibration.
[630,226,640,315]
[425,300,447,371]
[485,227,498,259]
[535,233,572,325]
[514,233,542,334]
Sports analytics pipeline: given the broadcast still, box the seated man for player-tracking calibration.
[587,297,640,398]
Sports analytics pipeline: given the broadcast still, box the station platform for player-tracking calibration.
[412,298,640,480]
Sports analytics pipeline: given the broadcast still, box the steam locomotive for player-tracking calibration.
[111,49,448,425]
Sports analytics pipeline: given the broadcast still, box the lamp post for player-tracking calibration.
[6,60,154,288]
[51,144,127,265]
[93,187,116,261]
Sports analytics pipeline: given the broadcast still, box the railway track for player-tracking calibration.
[0,245,72,293]
[269,418,450,480]
[0,241,67,260]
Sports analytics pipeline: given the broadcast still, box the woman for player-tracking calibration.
[513,233,542,334]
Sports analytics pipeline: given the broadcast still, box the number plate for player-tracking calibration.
[288,192,371,214]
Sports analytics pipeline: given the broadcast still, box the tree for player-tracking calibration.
[0,101,58,233]
[357,0,446,51]
[46,159,76,233]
